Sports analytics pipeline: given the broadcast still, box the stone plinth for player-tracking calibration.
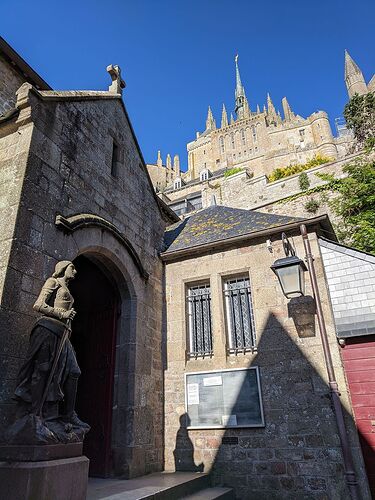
[0,456,89,500]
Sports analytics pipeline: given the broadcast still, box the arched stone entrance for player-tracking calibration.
[70,254,121,477]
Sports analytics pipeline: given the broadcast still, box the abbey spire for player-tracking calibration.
[205,106,216,131]
[234,55,250,120]
[221,104,228,128]
[344,50,368,98]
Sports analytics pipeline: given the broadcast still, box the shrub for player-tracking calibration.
[299,172,310,191]
[224,167,243,178]
[268,155,332,182]
[304,199,320,214]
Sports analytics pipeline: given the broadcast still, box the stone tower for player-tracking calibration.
[345,50,368,98]
[234,55,250,120]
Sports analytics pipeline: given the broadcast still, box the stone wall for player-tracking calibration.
[163,229,370,499]
[0,54,26,115]
[0,84,168,477]
[165,153,359,224]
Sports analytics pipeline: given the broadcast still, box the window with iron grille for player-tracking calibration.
[223,276,256,353]
[187,283,213,358]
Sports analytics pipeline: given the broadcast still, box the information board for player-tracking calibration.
[185,367,264,429]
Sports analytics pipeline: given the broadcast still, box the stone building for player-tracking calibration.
[147,51,374,218]
[0,38,374,499]
[0,40,177,479]
[161,204,370,499]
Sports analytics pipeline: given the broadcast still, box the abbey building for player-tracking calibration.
[148,52,373,217]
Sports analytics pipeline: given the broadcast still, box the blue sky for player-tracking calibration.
[2,0,374,171]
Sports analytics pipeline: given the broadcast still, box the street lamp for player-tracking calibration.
[271,225,360,500]
[271,233,307,298]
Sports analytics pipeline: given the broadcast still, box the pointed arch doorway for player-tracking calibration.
[70,254,121,477]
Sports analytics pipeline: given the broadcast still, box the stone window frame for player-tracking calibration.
[222,273,257,355]
[110,137,122,178]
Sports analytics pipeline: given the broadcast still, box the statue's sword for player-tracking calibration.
[36,319,72,417]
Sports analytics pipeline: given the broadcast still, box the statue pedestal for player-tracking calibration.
[0,445,89,500]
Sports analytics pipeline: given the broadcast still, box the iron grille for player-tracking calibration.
[187,284,213,358]
[224,277,256,353]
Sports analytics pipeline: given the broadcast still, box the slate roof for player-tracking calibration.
[164,205,302,253]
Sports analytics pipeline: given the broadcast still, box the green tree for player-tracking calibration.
[329,157,375,254]
[343,92,375,148]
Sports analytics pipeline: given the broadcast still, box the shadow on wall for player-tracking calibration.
[173,311,370,500]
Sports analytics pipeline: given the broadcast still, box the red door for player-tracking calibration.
[341,335,375,497]
[70,255,120,477]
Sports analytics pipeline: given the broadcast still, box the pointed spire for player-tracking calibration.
[235,54,243,96]
[206,106,216,131]
[267,93,276,114]
[166,153,172,169]
[263,104,267,114]
[234,54,250,120]
[173,154,180,176]
[344,50,368,98]
[230,113,235,124]
[282,97,294,122]
[157,150,162,167]
[221,104,228,128]
[256,104,260,114]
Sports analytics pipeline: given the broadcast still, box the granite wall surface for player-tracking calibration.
[163,228,370,499]
[0,82,168,477]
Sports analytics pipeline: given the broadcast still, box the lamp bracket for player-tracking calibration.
[281,233,296,257]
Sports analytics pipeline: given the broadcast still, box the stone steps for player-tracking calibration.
[87,471,218,499]
[181,486,235,499]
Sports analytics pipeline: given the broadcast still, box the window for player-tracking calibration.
[220,136,225,153]
[299,129,305,141]
[241,129,246,145]
[200,170,209,181]
[231,132,235,149]
[174,178,182,190]
[187,283,213,358]
[223,276,256,353]
[251,125,257,143]
[111,140,119,177]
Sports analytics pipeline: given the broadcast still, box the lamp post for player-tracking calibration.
[272,225,360,500]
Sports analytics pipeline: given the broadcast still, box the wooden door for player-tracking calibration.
[341,335,375,497]
[70,255,119,477]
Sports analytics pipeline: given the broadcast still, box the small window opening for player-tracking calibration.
[111,140,120,177]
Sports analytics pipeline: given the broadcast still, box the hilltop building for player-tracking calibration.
[148,52,373,218]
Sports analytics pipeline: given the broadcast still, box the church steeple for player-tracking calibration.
[221,104,228,128]
[345,50,368,98]
[267,93,277,124]
[205,106,216,131]
[234,55,250,120]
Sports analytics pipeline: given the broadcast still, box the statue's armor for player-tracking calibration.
[33,277,74,323]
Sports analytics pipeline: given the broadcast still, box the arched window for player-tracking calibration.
[241,129,246,145]
[231,132,235,149]
[251,125,257,143]
[220,136,225,153]
[174,178,182,190]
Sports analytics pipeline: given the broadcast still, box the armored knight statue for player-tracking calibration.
[7,261,89,444]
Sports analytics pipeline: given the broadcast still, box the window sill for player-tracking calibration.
[227,347,257,356]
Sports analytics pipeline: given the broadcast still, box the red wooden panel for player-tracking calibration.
[346,370,375,384]
[355,407,375,420]
[342,346,375,361]
[342,336,375,492]
[343,358,375,372]
[356,419,375,434]
[350,382,375,395]
[351,394,375,407]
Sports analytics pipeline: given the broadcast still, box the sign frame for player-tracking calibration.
[184,366,265,430]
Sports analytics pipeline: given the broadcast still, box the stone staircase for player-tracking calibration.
[87,471,235,499]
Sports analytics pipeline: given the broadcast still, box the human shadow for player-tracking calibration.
[182,312,370,500]
[173,413,204,472]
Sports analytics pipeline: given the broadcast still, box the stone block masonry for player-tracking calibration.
[0,80,170,478]
[163,231,370,499]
